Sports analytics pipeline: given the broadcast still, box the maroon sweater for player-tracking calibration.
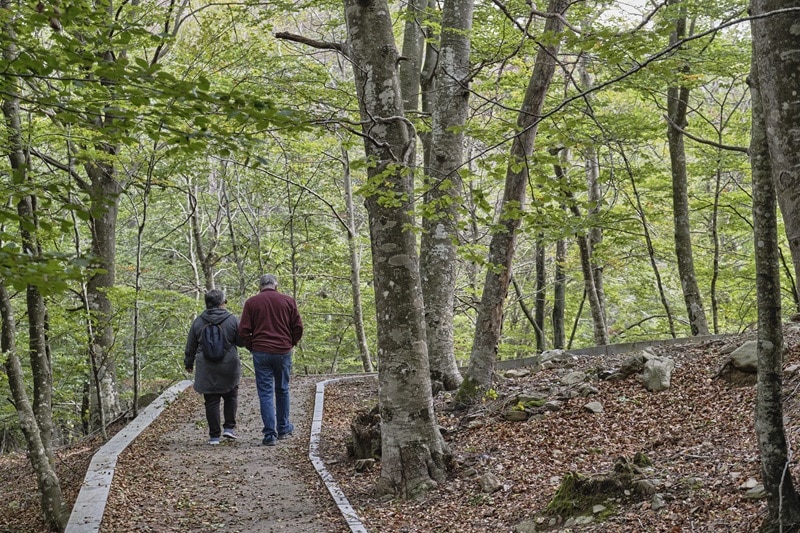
[238,288,303,353]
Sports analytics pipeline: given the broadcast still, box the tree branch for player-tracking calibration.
[663,114,749,154]
[274,32,344,53]
[29,149,89,188]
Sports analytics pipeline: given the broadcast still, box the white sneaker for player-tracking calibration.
[222,429,238,440]
[208,437,221,445]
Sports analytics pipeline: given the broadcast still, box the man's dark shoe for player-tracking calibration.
[262,437,277,446]
[277,432,293,440]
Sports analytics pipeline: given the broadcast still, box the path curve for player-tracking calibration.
[69,376,359,532]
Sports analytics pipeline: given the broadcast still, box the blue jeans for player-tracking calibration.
[252,351,294,440]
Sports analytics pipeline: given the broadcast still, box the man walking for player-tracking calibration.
[239,274,303,446]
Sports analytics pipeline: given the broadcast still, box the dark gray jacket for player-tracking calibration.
[184,308,241,394]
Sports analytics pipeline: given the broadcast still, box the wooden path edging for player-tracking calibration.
[64,379,193,533]
[310,377,373,533]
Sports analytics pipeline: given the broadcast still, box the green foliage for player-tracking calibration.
[0,0,770,449]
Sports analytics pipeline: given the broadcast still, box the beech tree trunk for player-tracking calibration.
[419,0,473,391]
[752,2,800,305]
[84,159,122,431]
[188,179,221,292]
[399,0,426,114]
[553,150,608,345]
[343,0,448,499]
[342,147,373,372]
[2,25,58,456]
[459,0,570,400]
[80,1,128,427]
[1,286,68,531]
[0,11,67,525]
[666,0,709,336]
[750,2,800,530]
[579,53,607,329]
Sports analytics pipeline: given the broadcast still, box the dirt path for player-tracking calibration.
[102,376,348,532]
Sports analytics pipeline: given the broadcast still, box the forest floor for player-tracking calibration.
[5,327,800,532]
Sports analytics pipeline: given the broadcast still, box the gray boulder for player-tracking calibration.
[730,340,758,373]
[642,356,675,392]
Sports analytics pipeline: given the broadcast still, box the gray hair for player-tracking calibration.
[259,274,278,288]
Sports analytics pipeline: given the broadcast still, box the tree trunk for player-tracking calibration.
[0,15,67,526]
[84,160,121,431]
[188,181,219,292]
[222,175,248,302]
[534,240,546,352]
[620,146,677,338]
[552,235,566,349]
[419,0,473,391]
[710,169,722,335]
[2,23,57,452]
[570,203,608,345]
[342,146,373,372]
[1,285,68,531]
[11,156,57,457]
[399,0,426,113]
[459,0,570,400]
[344,0,448,499]
[666,0,709,336]
[579,53,607,329]
[553,149,608,345]
[750,3,800,529]
[752,1,800,307]
[131,174,152,417]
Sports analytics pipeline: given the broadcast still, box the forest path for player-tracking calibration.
[101,376,349,532]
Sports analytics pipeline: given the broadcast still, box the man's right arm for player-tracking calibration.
[237,303,253,349]
[291,303,304,346]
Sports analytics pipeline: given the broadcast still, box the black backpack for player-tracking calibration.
[200,315,230,363]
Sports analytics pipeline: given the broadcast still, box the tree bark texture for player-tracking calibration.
[344,0,448,499]
[84,158,123,429]
[419,0,438,179]
[750,3,800,530]
[420,0,474,391]
[1,285,68,531]
[666,0,709,336]
[751,0,800,305]
[460,0,570,398]
[399,0,427,113]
